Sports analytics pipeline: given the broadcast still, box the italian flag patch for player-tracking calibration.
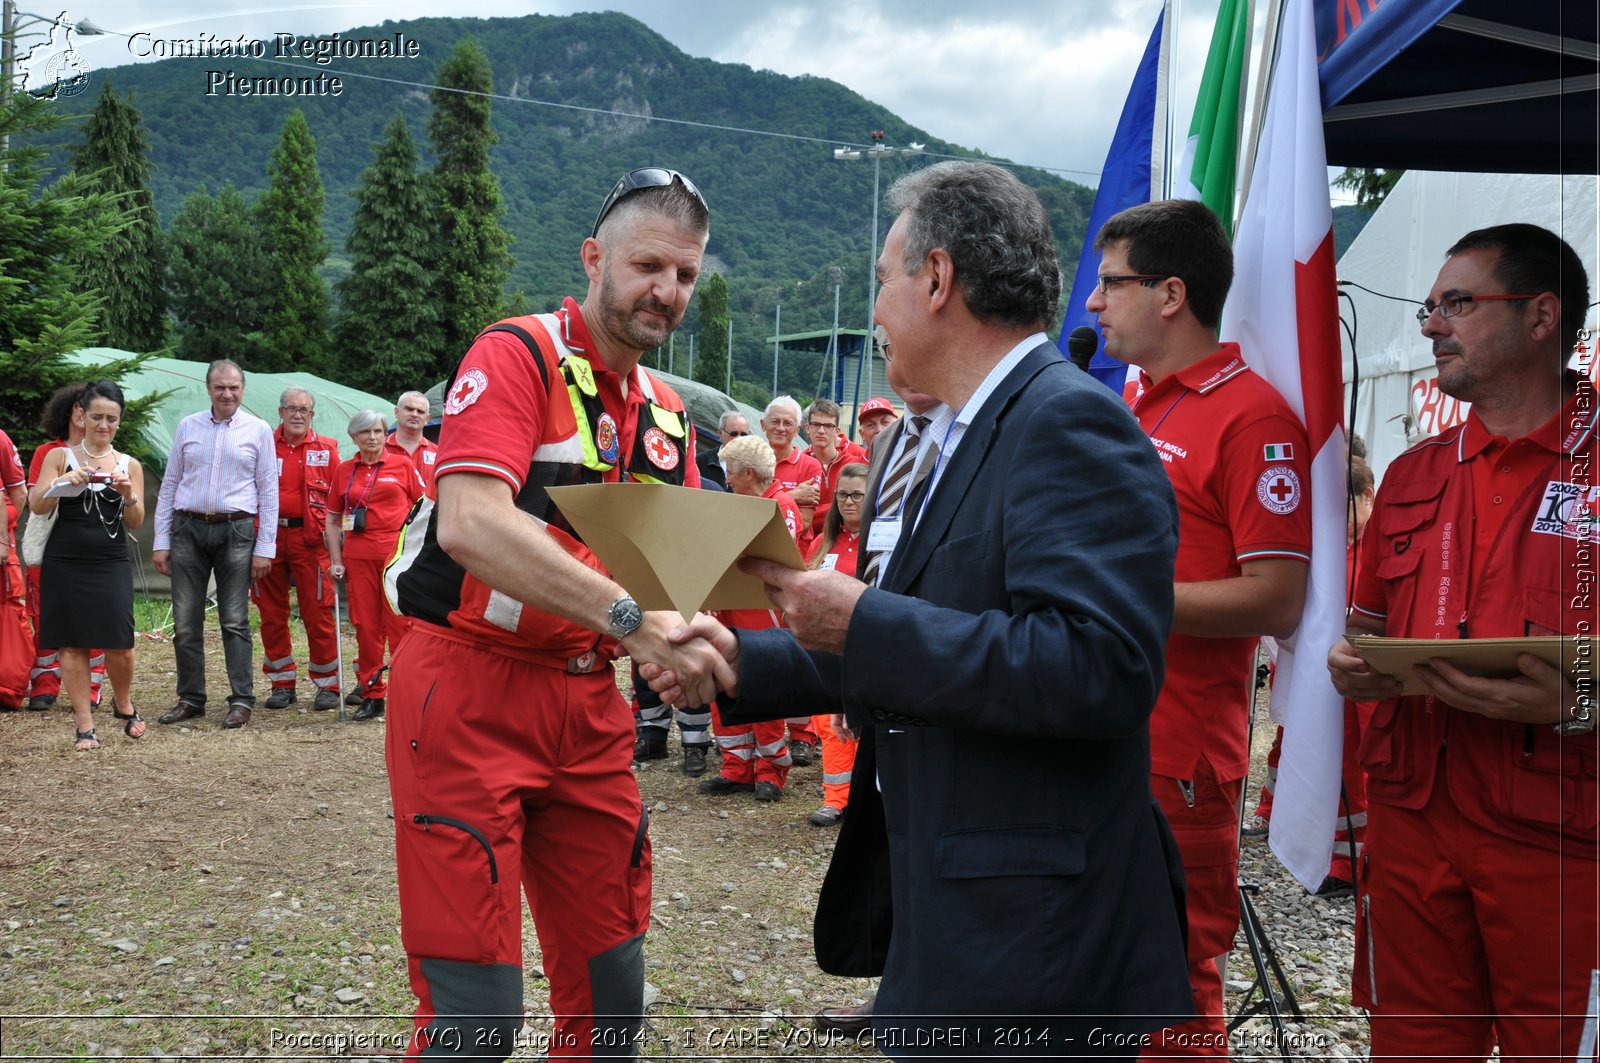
[1263,443,1295,461]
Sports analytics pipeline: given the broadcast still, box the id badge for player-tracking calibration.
[819,553,839,571]
[866,518,902,553]
[341,512,356,532]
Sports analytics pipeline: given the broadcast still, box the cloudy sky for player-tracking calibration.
[42,0,1244,185]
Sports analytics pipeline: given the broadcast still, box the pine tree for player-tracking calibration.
[694,273,730,391]
[165,184,271,367]
[0,78,150,454]
[68,82,166,352]
[259,109,331,373]
[334,113,442,395]
[428,37,512,366]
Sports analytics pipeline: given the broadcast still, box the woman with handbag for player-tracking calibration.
[325,410,424,722]
[27,381,147,751]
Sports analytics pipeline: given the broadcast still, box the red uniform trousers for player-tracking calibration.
[344,556,406,699]
[811,713,855,812]
[254,535,340,695]
[0,545,29,707]
[1143,763,1242,1061]
[25,565,102,702]
[711,702,791,788]
[786,717,817,747]
[1354,758,1599,1063]
[386,627,651,1060]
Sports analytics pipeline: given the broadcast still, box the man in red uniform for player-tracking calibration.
[762,395,823,536]
[1088,199,1311,1058]
[254,387,343,712]
[804,398,868,538]
[387,390,438,492]
[0,429,29,709]
[1330,222,1597,1061]
[856,396,898,450]
[700,433,802,800]
[383,167,729,1061]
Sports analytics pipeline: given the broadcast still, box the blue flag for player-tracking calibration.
[1059,4,1165,391]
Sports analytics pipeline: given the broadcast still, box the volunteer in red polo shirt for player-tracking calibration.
[1330,223,1597,1061]
[326,409,425,721]
[803,397,868,538]
[255,387,343,711]
[1089,199,1310,1060]
[762,395,822,541]
[387,390,438,492]
[381,168,729,1061]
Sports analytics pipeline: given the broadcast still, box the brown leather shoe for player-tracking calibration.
[158,701,205,725]
[222,703,252,729]
[815,995,875,1035]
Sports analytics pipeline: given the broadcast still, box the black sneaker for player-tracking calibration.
[312,689,340,712]
[264,688,297,709]
[633,734,668,763]
[754,781,782,802]
[344,690,363,707]
[25,694,55,712]
[789,740,814,767]
[681,746,708,777]
[698,775,754,795]
[353,698,385,721]
[1314,875,1354,899]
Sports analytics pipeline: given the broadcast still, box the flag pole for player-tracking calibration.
[1237,0,1288,219]
[1154,0,1176,199]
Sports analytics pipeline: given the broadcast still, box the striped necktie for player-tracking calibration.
[860,414,930,587]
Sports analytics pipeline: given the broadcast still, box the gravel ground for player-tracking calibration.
[0,616,1370,1060]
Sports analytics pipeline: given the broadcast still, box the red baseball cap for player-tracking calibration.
[859,397,897,419]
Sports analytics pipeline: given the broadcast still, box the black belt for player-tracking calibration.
[278,517,304,528]
[179,510,254,525]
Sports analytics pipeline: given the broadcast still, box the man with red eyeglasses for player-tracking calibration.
[1330,222,1596,1061]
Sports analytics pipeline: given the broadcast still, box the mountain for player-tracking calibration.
[23,12,1095,399]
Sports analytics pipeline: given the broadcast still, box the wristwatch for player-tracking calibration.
[605,594,643,641]
[1554,681,1597,736]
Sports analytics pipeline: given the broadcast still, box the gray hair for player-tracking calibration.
[278,386,314,409]
[719,434,776,484]
[347,409,387,436]
[596,179,710,245]
[886,161,1062,330]
[395,390,429,410]
[718,410,749,434]
[764,395,802,423]
[206,359,245,385]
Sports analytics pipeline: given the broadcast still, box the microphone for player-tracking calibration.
[1065,326,1098,372]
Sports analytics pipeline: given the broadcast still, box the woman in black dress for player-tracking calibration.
[28,381,147,751]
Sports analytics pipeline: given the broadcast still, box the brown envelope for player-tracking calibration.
[547,482,806,617]
[1349,634,1597,695]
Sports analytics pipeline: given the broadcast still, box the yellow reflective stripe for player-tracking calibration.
[650,403,684,437]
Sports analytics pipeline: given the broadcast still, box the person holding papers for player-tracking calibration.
[1328,223,1596,1061]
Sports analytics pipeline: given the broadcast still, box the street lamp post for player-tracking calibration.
[833,131,923,406]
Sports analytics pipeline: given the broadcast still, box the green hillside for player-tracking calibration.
[23,12,1095,400]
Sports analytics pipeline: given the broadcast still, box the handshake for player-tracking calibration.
[630,557,871,707]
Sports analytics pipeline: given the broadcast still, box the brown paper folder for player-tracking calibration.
[547,482,805,617]
[1348,634,1598,695]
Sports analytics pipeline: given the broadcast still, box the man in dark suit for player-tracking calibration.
[647,161,1190,1057]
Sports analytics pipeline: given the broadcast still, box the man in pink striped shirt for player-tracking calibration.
[152,360,279,729]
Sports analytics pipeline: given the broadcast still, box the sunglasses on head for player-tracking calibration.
[591,167,708,238]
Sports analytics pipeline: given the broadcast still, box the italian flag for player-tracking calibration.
[1177,0,1250,233]
[1221,0,1347,890]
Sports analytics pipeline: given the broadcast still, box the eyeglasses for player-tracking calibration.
[279,405,313,415]
[723,430,748,438]
[591,167,708,238]
[1415,292,1540,324]
[1097,274,1164,294]
[806,421,840,433]
[836,491,866,503]
[765,419,797,430]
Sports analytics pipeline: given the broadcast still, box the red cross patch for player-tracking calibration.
[444,368,488,415]
[1255,464,1301,514]
[642,427,679,472]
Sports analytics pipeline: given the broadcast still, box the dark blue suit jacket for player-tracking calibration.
[729,342,1191,1055]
